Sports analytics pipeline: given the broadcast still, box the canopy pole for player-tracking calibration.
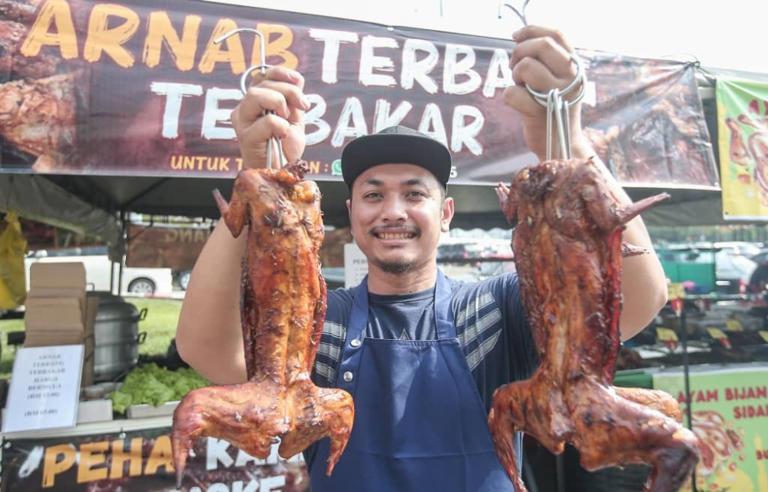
[117,209,127,295]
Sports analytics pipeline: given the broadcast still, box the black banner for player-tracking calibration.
[1,0,718,188]
[1,426,309,491]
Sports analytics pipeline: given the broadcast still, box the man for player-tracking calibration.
[175,26,668,491]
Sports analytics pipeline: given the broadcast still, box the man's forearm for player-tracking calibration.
[176,220,249,384]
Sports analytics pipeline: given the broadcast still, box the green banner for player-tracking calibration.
[716,77,768,221]
[653,366,768,492]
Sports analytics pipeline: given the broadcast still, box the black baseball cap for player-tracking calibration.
[341,126,452,189]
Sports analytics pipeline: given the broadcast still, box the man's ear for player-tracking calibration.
[346,198,354,238]
[441,197,454,233]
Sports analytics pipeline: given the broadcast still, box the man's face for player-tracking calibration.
[347,163,454,275]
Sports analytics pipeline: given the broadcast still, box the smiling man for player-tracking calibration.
[175,26,668,492]
[342,126,453,285]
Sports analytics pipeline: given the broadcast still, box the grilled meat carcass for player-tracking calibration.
[488,158,700,492]
[0,0,38,24]
[0,72,79,168]
[172,164,355,487]
[1,19,60,80]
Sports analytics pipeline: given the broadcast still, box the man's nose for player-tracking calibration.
[381,196,408,222]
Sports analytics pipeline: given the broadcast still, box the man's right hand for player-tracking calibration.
[230,66,310,169]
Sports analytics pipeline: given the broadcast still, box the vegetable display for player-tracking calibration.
[110,363,208,414]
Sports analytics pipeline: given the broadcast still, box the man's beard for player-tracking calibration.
[371,258,416,274]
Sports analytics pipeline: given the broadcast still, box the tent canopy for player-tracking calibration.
[3,172,727,232]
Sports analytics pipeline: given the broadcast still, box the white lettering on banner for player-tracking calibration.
[233,479,259,492]
[235,446,263,467]
[189,477,285,491]
[402,39,439,94]
[483,48,513,97]
[202,87,242,140]
[418,103,448,147]
[359,35,398,87]
[332,97,368,147]
[304,93,332,145]
[206,484,230,492]
[205,437,304,471]
[207,437,234,468]
[444,44,482,95]
[19,445,44,478]
[452,104,484,155]
[304,94,485,152]
[308,30,503,100]
[308,28,360,84]
[373,99,412,131]
[260,475,287,491]
[150,82,203,138]
[191,480,257,492]
[149,83,486,155]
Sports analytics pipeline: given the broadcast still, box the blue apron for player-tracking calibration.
[309,270,515,491]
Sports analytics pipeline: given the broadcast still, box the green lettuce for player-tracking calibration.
[109,363,209,414]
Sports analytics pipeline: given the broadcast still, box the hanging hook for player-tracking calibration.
[214,28,285,169]
[499,0,586,161]
[499,0,530,27]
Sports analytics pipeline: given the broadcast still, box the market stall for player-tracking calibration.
[0,0,763,491]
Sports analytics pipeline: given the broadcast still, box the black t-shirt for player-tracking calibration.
[365,288,436,340]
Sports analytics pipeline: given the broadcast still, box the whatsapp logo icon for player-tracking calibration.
[331,159,342,176]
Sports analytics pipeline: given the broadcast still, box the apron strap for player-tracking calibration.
[434,269,456,340]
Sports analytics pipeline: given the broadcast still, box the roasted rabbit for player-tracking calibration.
[489,158,699,492]
[171,164,354,487]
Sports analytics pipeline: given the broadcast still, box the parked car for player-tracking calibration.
[437,243,472,261]
[711,241,762,258]
[713,249,757,294]
[751,248,768,265]
[175,269,192,291]
[24,246,174,296]
[660,243,758,294]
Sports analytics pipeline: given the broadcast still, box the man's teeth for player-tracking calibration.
[379,232,413,240]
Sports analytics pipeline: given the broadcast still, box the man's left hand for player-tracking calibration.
[504,25,589,160]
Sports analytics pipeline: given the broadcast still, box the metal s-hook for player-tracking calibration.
[214,28,286,169]
[499,0,530,27]
[498,0,587,161]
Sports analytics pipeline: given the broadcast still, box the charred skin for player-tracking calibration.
[172,165,354,487]
[488,158,699,492]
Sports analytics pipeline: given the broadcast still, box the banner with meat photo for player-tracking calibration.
[653,366,768,492]
[717,77,768,221]
[0,0,718,188]
[0,426,309,491]
[125,224,211,270]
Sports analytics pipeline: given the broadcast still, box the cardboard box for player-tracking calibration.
[29,262,86,290]
[23,262,96,385]
[24,298,85,332]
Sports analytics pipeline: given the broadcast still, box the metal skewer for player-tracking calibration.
[214,28,286,169]
[499,1,587,160]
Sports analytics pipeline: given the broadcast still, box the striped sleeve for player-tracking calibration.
[311,288,353,387]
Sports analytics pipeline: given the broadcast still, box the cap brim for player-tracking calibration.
[342,133,451,189]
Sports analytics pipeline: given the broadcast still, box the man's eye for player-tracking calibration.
[363,192,382,200]
[406,191,426,199]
